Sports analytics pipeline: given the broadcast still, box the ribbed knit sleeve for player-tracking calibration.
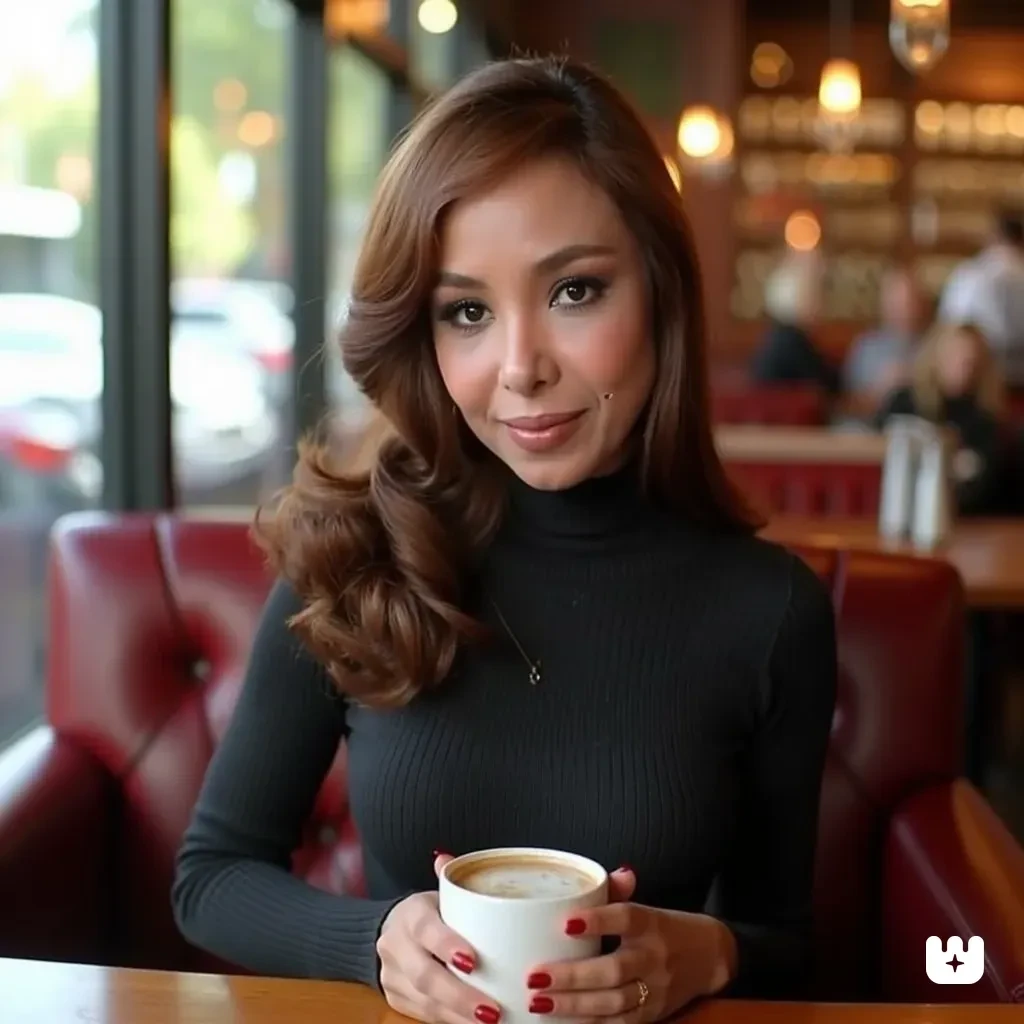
[716,555,838,997]
[171,579,400,987]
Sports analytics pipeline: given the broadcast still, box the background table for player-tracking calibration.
[715,425,888,465]
[4,958,1019,1024]
[761,516,1024,611]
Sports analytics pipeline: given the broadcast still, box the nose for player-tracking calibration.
[497,312,558,395]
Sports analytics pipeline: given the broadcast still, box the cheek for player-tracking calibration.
[435,344,489,416]
[572,303,653,393]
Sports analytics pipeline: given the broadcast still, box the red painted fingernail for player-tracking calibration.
[529,996,554,1014]
[433,848,450,858]
[475,1006,501,1024]
[565,918,586,935]
[452,952,475,974]
[527,972,551,989]
[616,863,634,873]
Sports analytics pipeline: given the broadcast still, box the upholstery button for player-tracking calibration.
[318,825,338,846]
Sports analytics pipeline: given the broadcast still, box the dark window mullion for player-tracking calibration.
[98,0,173,510]
[386,0,416,144]
[288,2,330,441]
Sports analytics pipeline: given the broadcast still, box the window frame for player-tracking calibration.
[98,0,504,513]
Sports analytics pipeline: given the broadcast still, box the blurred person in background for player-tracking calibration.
[939,209,1024,386]
[750,251,840,397]
[874,322,1007,516]
[842,267,926,407]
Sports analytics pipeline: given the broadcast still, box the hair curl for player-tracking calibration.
[253,56,758,708]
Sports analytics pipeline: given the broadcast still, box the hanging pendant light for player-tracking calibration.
[816,0,862,152]
[325,0,389,38]
[890,0,950,73]
[819,59,862,118]
[676,105,734,179]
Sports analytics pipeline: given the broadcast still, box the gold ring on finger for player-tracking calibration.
[636,978,650,1008]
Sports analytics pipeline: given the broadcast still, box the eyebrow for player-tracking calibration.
[436,243,617,289]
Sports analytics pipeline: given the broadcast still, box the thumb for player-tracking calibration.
[433,849,455,880]
[608,865,636,903]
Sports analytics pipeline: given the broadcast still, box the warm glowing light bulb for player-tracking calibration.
[678,106,721,159]
[418,0,458,34]
[785,211,822,252]
[818,59,862,117]
[750,42,792,89]
[238,111,276,148]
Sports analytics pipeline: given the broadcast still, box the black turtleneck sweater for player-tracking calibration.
[172,469,837,999]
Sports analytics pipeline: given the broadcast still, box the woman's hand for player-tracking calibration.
[377,854,501,1024]
[525,869,737,1023]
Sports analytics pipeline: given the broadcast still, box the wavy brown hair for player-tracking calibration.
[254,55,759,708]
[911,321,1005,420]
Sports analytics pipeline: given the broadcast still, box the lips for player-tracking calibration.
[502,412,584,431]
[500,410,586,454]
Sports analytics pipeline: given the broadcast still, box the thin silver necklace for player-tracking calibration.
[489,598,541,686]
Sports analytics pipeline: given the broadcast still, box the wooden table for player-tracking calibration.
[3,958,1019,1024]
[761,516,1024,611]
[715,425,888,465]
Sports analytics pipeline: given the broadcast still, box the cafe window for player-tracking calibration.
[410,0,459,91]
[170,0,295,508]
[0,0,102,749]
[325,43,390,439]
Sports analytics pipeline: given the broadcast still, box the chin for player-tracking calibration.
[505,456,593,492]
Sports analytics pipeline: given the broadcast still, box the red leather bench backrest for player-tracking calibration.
[711,384,828,427]
[789,543,963,997]
[46,514,964,994]
[725,461,883,517]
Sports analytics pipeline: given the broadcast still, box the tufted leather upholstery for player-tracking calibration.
[0,512,1022,1001]
[726,461,882,517]
[711,383,828,427]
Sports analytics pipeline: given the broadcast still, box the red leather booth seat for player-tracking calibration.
[1007,388,1024,427]
[711,383,828,427]
[1,513,1023,1003]
[726,461,882,517]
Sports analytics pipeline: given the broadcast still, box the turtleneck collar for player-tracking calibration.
[500,461,658,550]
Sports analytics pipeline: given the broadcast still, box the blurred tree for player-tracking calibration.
[0,5,99,299]
[0,0,400,290]
[171,118,255,274]
[172,0,292,279]
[329,45,388,202]
[172,0,290,136]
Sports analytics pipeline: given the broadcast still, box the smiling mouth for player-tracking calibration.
[500,411,587,453]
[501,412,586,431]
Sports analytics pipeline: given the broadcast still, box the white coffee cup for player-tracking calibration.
[439,847,609,1024]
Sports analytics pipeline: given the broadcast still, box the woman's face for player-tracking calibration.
[937,329,983,396]
[432,156,655,491]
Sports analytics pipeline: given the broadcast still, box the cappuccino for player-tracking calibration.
[449,854,597,900]
[440,848,608,1024]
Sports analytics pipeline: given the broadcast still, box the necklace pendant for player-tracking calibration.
[529,661,541,686]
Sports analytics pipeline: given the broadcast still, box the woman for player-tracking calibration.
[173,57,837,1024]
[750,250,841,397]
[874,321,1007,516]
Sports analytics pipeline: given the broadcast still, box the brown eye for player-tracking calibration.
[551,277,606,309]
[439,299,493,332]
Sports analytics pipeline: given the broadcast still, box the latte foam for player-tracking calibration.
[450,856,597,899]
